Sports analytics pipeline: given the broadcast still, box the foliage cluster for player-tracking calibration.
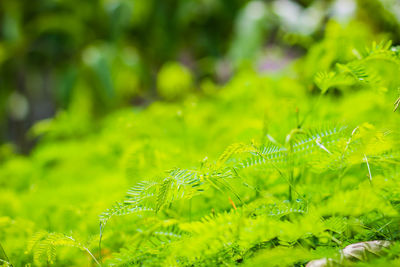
[2,4,400,267]
[3,0,400,150]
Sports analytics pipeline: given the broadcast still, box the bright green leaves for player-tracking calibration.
[314,41,399,95]
[26,231,100,266]
[100,169,204,229]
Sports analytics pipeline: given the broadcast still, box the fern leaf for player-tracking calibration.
[100,202,154,227]
[217,143,257,167]
[27,231,96,266]
[238,142,287,169]
[314,71,352,93]
[237,126,347,171]
[125,180,158,206]
[100,169,203,226]
[156,178,173,212]
[105,220,183,266]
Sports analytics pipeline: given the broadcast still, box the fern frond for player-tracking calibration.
[100,169,203,228]
[156,169,204,212]
[125,180,158,205]
[314,40,398,93]
[171,201,327,265]
[323,216,348,236]
[105,220,183,266]
[26,231,99,266]
[237,126,347,172]
[217,143,257,167]
[337,63,376,84]
[314,62,379,92]
[314,71,353,93]
[100,203,154,227]
[365,40,393,56]
[27,230,48,253]
[157,178,173,212]
[266,199,307,218]
[294,126,347,154]
[238,142,287,169]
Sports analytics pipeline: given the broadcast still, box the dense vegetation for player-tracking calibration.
[2,0,400,266]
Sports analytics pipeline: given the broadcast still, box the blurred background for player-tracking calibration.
[1,0,400,152]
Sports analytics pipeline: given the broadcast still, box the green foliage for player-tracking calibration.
[314,40,400,94]
[94,35,400,265]
[157,62,194,100]
[3,7,400,266]
[26,231,100,266]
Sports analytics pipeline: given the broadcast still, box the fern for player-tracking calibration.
[94,116,400,265]
[238,142,287,169]
[314,41,398,94]
[6,28,400,266]
[105,219,183,266]
[216,143,257,167]
[337,63,375,83]
[361,40,400,64]
[100,169,204,230]
[26,231,100,266]
[236,125,348,172]
[314,71,353,94]
[100,203,154,228]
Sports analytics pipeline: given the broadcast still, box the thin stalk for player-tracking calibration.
[99,223,104,261]
[337,126,358,187]
[288,142,294,202]
[284,128,304,202]
[256,151,302,201]
[84,247,102,267]
[299,93,324,127]
[363,154,373,186]
[0,242,10,266]
[65,236,102,267]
